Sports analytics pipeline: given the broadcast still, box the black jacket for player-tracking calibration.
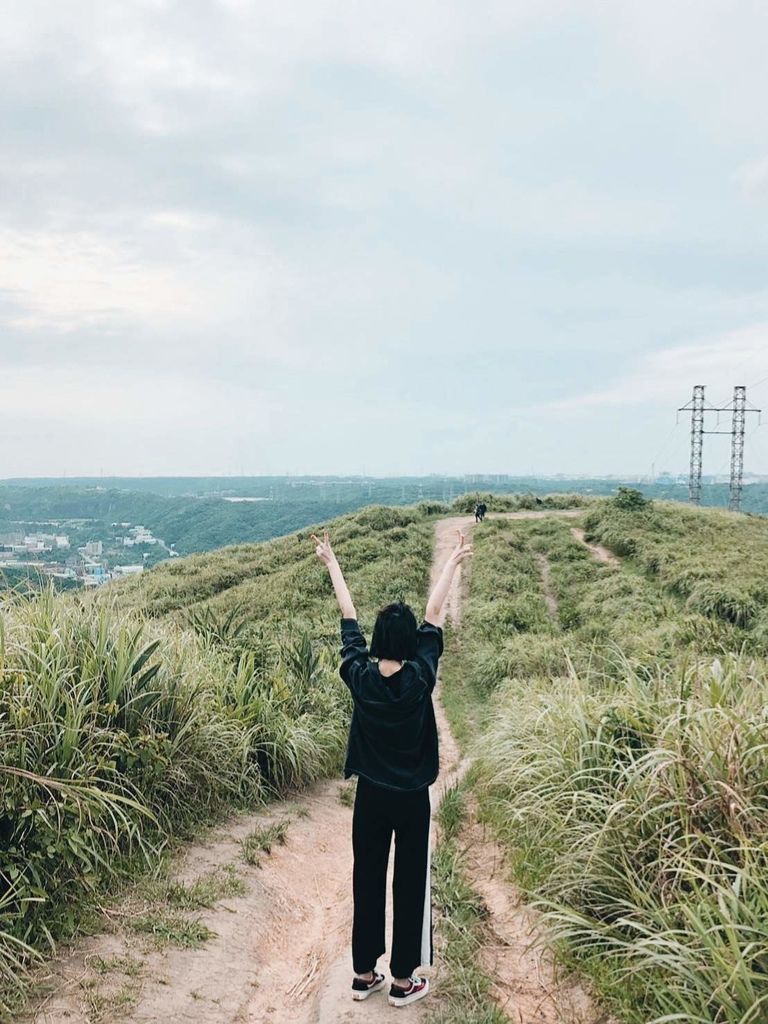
[339,617,443,791]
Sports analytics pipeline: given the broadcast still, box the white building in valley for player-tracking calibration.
[111,564,144,577]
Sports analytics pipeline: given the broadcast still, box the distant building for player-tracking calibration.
[111,564,144,577]
[123,526,158,546]
[82,563,109,587]
[83,540,103,557]
[23,537,48,552]
[134,527,156,544]
[42,565,77,581]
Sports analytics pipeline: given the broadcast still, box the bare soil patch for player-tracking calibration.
[570,527,619,566]
[534,553,559,619]
[464,808,613,1024]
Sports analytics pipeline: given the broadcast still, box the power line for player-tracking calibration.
[711,367,768,411]
[744,422,766,470]
[727,350,765,387]
[646,420,682,479]
[746,371,768,391]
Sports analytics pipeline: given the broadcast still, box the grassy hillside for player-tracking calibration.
[107,503,438,627]
[6,494,767,1023]
[0,504,438,1015]
[443,498,768,1024]
[584,499,768,633]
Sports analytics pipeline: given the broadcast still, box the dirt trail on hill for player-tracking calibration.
[31,513,604,1024]
[570,527,619,566]
[534,553,559,619]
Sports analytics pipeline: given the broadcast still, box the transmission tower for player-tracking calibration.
[678,385,705,504]
[729,386,747,511]
[678,385,761,511]
[721,386,760,511]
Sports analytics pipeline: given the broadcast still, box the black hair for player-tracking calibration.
[369,601,418,661]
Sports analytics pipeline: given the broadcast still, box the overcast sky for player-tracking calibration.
[3,0,768,478]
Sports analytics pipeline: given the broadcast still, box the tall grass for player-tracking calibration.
[0,589,352,1010]
[438,501,768,1022]
[0,503,439,1013]
[477,653,768,1024]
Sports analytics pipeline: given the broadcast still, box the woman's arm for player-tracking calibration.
[425,529,473,625]
[312,531,357,619]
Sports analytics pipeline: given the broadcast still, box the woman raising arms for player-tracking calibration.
[312,528,472,1007]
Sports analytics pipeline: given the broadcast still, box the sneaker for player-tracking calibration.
[351,970,386,1000]
[388,975,429,1007]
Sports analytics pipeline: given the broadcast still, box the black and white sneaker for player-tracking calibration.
[388,975,429,1007]
[351,970,386,1000]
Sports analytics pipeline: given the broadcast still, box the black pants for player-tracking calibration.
[352,776,433,979]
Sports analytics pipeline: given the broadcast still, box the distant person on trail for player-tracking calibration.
[474,502,487,522]
[312,528,472,1008]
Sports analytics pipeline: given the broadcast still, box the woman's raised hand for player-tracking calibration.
[450,530,473,565]
[311,530,336,566]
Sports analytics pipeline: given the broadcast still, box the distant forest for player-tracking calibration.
[2,475,767,557]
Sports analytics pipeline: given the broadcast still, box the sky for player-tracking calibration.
[3,0,768,478]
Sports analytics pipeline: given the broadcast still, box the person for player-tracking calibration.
[474,502,482,523]
[478,502,487,521]
[312,528,472,1007]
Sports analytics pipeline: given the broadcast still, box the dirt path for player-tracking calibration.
[570,527,619,566]
[464,812,611,1024]
[435,517,607,1024]
[30,512,603,1024]
[533,553,559,619]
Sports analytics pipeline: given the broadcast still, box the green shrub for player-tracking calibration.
[613,487,649,511]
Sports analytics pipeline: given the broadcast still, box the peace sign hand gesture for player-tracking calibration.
[450,529,473,565]
[311,530,336,566]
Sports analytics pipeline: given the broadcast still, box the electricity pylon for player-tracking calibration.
[678,385,705,504]
[678,385,761,511]
[722,386,760,512]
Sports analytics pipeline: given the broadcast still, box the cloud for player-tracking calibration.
[3,1,768,475]
[0,227,202,330]
[543,325,768,415]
